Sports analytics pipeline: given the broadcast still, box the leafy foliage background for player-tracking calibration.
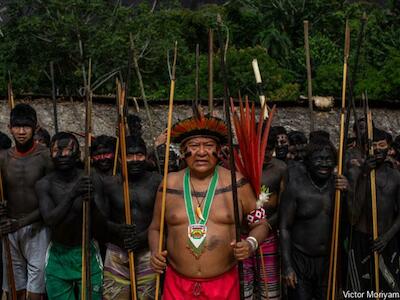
[0,0,399,101]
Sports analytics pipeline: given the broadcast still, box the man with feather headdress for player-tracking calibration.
[148,112,268,300]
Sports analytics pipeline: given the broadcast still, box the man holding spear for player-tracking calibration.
[346,128,400,294]
[0,104,52,300]
[280,138,349,300]
[149,112,268,299]
[102,133,162,300]
[35,132,135,300]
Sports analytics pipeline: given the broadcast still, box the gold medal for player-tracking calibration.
[187,224,207,258]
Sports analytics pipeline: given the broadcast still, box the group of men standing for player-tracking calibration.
[0,102,399,300]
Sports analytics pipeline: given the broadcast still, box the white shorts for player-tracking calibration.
[2,222,50,293]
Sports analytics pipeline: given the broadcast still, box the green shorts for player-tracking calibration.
[45,241,103,300]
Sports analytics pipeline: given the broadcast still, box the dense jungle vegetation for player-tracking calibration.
[0,0,399,101]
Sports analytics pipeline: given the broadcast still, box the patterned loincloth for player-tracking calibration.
[244,231,280,300]
[103,244,156,300]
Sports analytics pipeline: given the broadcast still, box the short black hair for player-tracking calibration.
[91,135,117,154]
[126,135,147,154]
[304,139,337,164]
[271,126,287,136]
[288,131,307,145]
[35,127,51,147]
[373,128,389,143]
[309,130,330,144]
[50,132,80,149]
[10,104,37,128]
[127,114,143,137]
[0,132,12,150]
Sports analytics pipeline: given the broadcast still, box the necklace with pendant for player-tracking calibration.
[190,180,206,221]
[183,167,219,258]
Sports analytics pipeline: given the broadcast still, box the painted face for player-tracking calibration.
[307,148,335,181]
[9,121,34,147]
[51,138,80,171]
[126,146,146,176]
[293,143,307,160]
[183,137,219,174]
[373,139,388,164]
[92,145,115,173]
[276,134,289,147]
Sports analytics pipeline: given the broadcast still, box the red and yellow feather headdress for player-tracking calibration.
[171,109,228,145]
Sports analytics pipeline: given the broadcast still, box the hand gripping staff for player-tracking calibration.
[116,78,138,300]
[366,92,380,300]
[327,21,350,300]
[82,59,92,300]
[216,14,244,300]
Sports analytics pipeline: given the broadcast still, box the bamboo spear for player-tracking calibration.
[217,14,244,300]
[116,79,138,300]
[251,58,268,119]
[50,61,59,133]
[195,43,200,107]
[327,21,350,300]
[0,172,17,300]
[7,72,15,110]
[304,20,314,132]
[344,13,368,149]
[82,59,92,300]
[154,41,178,300]
[250,58,270,299]
[366,91,379,299]
[208,29,214,115]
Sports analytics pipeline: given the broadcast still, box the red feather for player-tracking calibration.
[230,97,276,197]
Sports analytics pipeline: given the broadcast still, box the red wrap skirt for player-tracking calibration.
[163,266,240,300]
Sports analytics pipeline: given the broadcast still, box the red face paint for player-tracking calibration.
[92,153,114,161]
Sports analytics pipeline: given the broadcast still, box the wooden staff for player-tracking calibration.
[208,29,214,115]
[344,13,368,149]
[251,58,268,119]
[7,72,15,110]
[0,172,17,300]
[116,79,138,300]
[112,137,119,176]
[304,20,314,132]
[50,61,59,133]
[155,41,178,300]
[217,14,244,300]
[81,59,92,300]
[251,59,270,298]
[195,43,200,107]
[366,92,379,299]
[327,21,350,300]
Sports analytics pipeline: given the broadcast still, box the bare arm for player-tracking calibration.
[148,185,163,254]
[279,184,297,275]
[346,165,368,225]
[36,178,74,227]
[149,184,168,273]
[381,174,400,242]
[240,181,268,244]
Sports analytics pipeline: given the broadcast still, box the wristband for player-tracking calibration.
[246,236,258,252]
